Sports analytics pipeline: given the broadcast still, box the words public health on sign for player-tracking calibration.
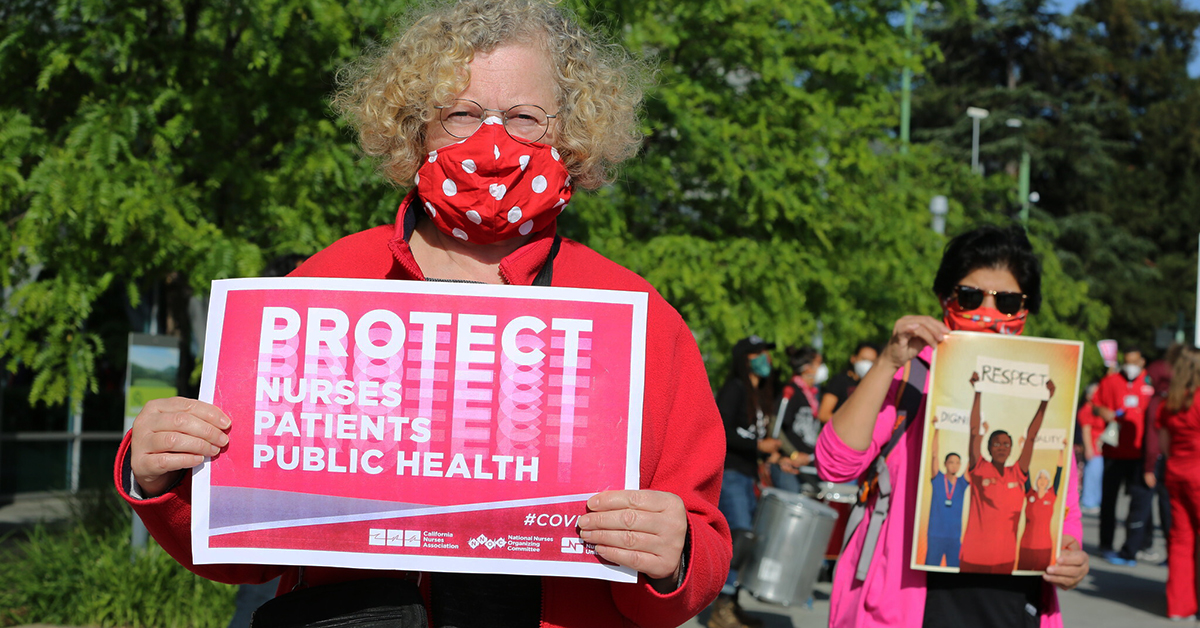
[191,278,648,582]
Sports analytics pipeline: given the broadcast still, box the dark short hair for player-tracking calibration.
[988,430,1012,449]
[945,453,961,464]
[853,342,880,358]
[933,225,1042,315]
[1124,345,1144,359]
[786,345,820,371]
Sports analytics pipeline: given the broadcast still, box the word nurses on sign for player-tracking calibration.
[191,277,648,583]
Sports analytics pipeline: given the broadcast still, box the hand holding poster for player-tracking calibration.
[912,332,1082,576]
[192,278,647,582]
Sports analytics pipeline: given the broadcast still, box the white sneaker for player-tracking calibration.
[1138,549,1165,562]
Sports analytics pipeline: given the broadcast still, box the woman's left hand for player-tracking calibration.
[1044,535,1088,590]
[577,490,688,588]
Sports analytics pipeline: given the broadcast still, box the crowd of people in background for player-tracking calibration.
[709,333,880,627]
[710,323,1200,627]
[1077,341,1200,620]
[711,225,1094,628]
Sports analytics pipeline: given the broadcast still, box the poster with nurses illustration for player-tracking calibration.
[191,277,646,583]
[912,332,1083,576]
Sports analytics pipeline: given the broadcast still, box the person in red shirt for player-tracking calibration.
[960,372,1056,573]
[109,3,731,626]
[1161,344,1200,619]
[1094,347,1156,563]
[1017,445,1067,571]
[1077,383,1103,513]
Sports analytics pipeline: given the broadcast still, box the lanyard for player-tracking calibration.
[943,473,955,506]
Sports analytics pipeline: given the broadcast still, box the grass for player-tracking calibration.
[0,489,236,628]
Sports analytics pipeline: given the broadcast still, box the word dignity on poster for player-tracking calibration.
[191,278,647,582]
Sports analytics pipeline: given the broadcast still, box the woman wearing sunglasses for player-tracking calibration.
[816,225,1089,628]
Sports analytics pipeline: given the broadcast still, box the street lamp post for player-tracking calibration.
[1007,118,1031,224]
[967,107,989,175]
[900,1,915,155]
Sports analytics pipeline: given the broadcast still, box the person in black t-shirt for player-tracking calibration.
[768,346,824,492]
[817,342,879,424]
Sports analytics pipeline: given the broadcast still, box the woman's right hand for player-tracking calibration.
[882,316,948,370]
[129,397,231,498]
[757,437,782,455]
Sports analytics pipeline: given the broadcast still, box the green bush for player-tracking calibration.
[0,491,236,628]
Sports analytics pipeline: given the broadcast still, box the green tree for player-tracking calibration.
[1,0,1111,412]
[912,0,1198,351]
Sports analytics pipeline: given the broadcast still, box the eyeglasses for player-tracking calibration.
[953,285,1027,316]
[434,99,558,144]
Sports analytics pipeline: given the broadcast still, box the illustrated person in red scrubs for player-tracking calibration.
[1017,444,1067,571]
[960,372,1056,573]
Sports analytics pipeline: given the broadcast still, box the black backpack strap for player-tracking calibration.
[531,235,562,287]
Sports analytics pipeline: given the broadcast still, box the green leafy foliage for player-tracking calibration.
[0,491,236,627]
[1,0,1123,408]
[913,0,1200,351]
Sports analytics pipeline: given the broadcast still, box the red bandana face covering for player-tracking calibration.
[942,300,1027,336]
[414,117,573,244]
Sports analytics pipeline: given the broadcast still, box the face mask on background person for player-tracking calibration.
[853,359,873,379]
[1122,363,1143,381]
[814,363,830,386]
[749,353,771,378]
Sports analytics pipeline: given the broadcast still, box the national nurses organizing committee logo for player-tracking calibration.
[468,534,506,550]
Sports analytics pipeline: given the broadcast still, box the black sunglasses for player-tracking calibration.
[953,285,1027,316]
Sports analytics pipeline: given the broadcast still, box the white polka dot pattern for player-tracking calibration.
[412,123,574,245]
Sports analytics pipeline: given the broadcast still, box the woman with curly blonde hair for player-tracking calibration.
[115,1,731,627]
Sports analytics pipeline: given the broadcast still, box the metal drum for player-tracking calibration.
[741,487,838,606]
[817,482,858,560]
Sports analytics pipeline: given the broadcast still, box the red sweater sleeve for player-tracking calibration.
[608,298,731,627]
[112,433,285,586]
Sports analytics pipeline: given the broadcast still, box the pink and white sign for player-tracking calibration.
[191,278,647,583]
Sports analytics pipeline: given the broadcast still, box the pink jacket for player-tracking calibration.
[816,348,1081,628]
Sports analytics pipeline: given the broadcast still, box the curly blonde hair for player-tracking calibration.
[333,0,648,190]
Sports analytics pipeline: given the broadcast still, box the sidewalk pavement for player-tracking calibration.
[680,509,1178,627]
[0,492,1181,628]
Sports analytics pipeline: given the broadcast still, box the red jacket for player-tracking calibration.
[1095,371,1155,460]
[113,200,731,628]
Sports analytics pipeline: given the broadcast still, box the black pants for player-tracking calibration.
[1101,458,1142,551]
[1114,458,1175,559]
[1118,473,1155,559]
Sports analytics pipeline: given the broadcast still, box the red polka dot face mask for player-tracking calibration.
[415,117,572,245]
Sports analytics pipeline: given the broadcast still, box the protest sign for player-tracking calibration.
[192,277,647,583]
[912,332,1082,576]
[1098,339,1118,368]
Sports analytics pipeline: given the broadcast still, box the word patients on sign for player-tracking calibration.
[191,278,648,583]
